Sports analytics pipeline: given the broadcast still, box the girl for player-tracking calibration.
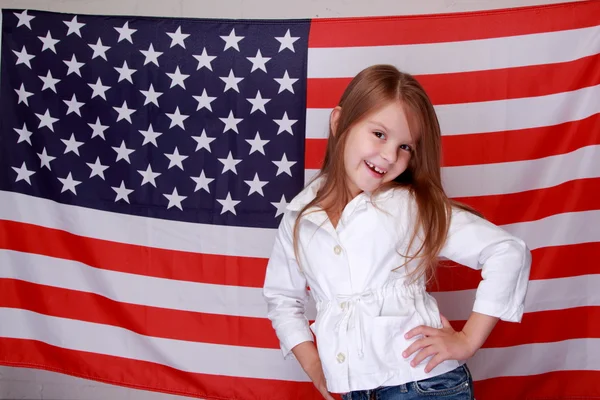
[263,64,531,400]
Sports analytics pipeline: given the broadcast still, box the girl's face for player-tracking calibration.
[334,100,415,198]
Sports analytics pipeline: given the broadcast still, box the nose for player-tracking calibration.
[380,144,398,164]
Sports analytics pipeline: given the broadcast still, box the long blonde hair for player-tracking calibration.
[294,64,478,283]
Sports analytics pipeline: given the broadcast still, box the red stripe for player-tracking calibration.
[431,243,600,293]
[0,279,281,349]
[0,220,267,288]
[307,54,600,108]
[456,177,600,226]
[0,338,331,400]
[308,1,600,48]
[451,307,600,349]
[473,370,600,400]
[305,113,600,169]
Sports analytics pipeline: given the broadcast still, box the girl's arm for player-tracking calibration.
[292,342,335,400]
[404,205,532,372]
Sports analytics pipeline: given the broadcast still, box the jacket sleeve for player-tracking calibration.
[439,207,532,323]
[263,212,314,359]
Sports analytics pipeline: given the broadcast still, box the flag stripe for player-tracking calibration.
[432,242,600,292]
[0,278,280,349]
[451,306,600,349]
[1,308,600,382]
[305,113,600,170]
[306,84,600,138]
[307,26,600,78]
[473,370,600,400]
[0,338,322,400]
[0,219,267,289]
[306,53,600,108]
[308,1,600,48]
[3,250,599,323]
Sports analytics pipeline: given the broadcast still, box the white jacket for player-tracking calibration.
[263,177,532,393]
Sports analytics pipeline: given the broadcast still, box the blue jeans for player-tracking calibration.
[341,365,474,400]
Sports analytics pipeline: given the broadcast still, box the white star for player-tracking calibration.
[191,171,214,193]
[88,38,110,60]
[13,46,35,69]
[220,28,244,51]
[12,162,35,185]
[86,157,109,179]
[165,147,188,170]
[273,154,297,177]
[274,70,298,94]
[192,129,216,152]
[246,49,271,73]
[193,89,217,111]
[61,133,84,156]
[58,172,81,194]
[140,43,162,66]
[14,123,33,145]
[112,140,135,163]
[137,165,161,187]
[193,48,216,71]
[275,29,300,53]
[139,124,163,147]
[113,101,136,123]
[112,181,134,203]
[88,117,109,140]
[64,16,85,37]
[38,31,59,53]
[115,21,136,43]
[167,26,189,48]
[140,83,163,106]
[219,69,243,93]
[246,131,269,155]
[37,148,56,170]
[39,70,60,92]
[245,173,268,197]
[247,90,271,114]
[166,66,189,89]
[274,112,297,135]
[35,109,59,132]
[88,77,110,100]
[164,188,186,210]
[217,193,240,215]
[165,106,189,130]
[63,93,85,116]
[64,54,84,77]
[218,151,242,174]
[14,10,35,29]
[115,60,136,83]
[219,111,243,134]
[271,194,288,217]
[15,83,34,105]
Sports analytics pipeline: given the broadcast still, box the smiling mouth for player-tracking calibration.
[364,160,387,175]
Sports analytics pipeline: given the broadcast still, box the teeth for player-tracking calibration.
[365,161,386,174]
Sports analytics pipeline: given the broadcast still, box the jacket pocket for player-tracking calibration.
[413,364,472,397]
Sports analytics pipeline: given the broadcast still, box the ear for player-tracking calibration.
[329,106,342,136]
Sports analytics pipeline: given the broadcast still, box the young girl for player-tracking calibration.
[263,64,531,400]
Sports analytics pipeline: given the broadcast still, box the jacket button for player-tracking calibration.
[336,353,346,363]
[333,245,342,255]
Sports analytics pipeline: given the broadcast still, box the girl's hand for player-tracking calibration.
[402,315,478,373]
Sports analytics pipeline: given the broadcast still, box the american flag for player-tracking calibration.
[0,2,599,400]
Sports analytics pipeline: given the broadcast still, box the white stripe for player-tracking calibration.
[0,190,276,259]
[305,85,600,138]
[469,338,600,381]
[442,144,600,197]
[0,308,598,382]
[432,274,600,322]
[2,250,599,320]
[307,25,600,78]
[308,145,600,198]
